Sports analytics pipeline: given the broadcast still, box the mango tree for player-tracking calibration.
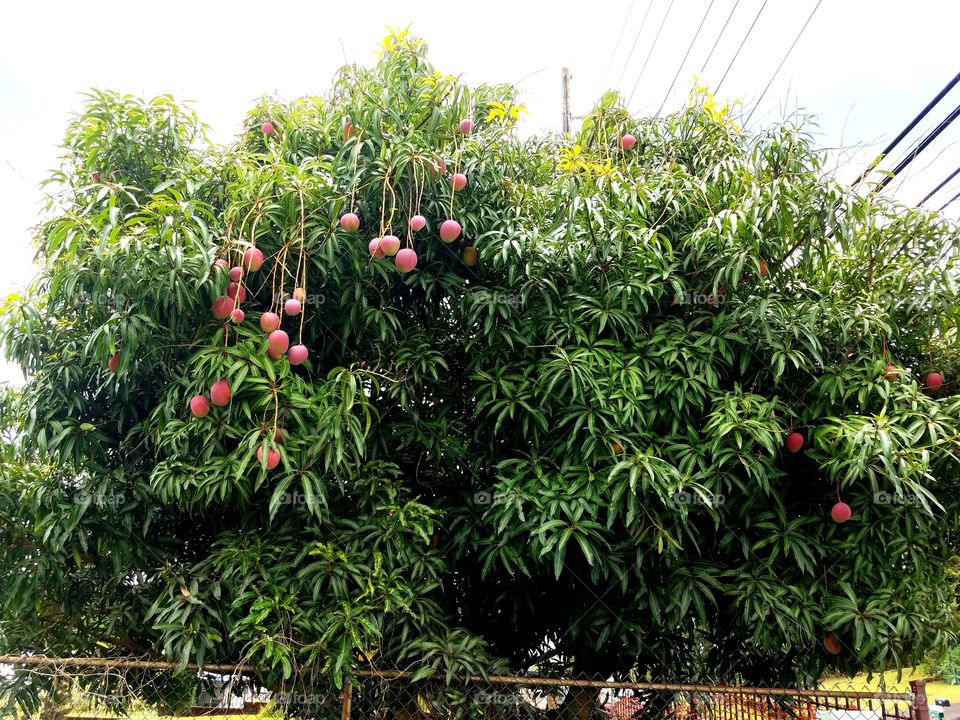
[2,31,959,714]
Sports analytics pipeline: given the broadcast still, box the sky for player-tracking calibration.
[2,0,960,384]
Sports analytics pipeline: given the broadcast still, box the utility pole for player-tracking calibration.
[561,67,571,134]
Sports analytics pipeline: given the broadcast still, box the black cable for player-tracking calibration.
[626,0,677,108]
[700,0,742,76]
[656,0,717,117]
[919,165,960,206]
[850,70,960,188]
[715,0,769,94]
[873,100,960,195]
[604,0,638,84]
[743,0,822,127]
[825,85,960,239]
[615,0,657,91]
[938,188,960,212]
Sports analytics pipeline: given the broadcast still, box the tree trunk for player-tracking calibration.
[562,640,616,720]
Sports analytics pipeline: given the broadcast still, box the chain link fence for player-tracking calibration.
[0,657,926,720]
[346,671,922,720]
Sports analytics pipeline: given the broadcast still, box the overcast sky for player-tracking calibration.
[2,0,960,384]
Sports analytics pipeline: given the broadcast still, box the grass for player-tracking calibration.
[64,716,270,720]
[820,669,960,705]
[58,700,281,720]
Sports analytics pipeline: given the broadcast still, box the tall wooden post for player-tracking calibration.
[561,67,572,134]
[341,680,353,720]
[911,679,929,720]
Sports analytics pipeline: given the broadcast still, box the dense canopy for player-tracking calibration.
[2,31,960,702]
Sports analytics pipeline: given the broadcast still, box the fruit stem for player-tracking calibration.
[379,172,390,236]
[406,189,414,239]
[449,132,463,218]
[297,187,307,343]
[385,178,398,234]
[271,384,280,439]
[348,141,361,213]
[236,198,264,251]
[415,157,425,214]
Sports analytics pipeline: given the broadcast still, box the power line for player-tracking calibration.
[626,0,677,108]
[615,0,657,92]
[743,0,822,127]
[604,0,638,84]
[880,124,960,200]
[700,0,742,77]
[850,70,960,188]
[939,188,960,212]
[919,165,960,206]
[873,100,960,195]
[826,75,960,240]
[656,0,717,117]
[715,0,769,94]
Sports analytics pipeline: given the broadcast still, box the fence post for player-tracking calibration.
[341,680,353,720]
[910,680,929,720]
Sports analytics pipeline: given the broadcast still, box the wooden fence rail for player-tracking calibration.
[0,655,928,720]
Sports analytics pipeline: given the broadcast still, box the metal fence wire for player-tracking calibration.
[346,672,921,720]
[0,657,926,720]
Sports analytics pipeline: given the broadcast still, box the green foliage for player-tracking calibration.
[2,31,960,706]
[932,646,960,685]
